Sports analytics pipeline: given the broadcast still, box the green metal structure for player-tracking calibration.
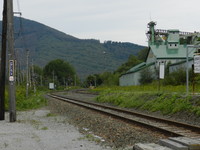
[120,21,200,86]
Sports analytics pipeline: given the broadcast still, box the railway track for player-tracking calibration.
[48,92,200,139]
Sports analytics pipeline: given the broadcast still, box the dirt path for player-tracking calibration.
[0,108,111,150]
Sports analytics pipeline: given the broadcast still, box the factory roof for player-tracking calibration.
[150,45,196,59]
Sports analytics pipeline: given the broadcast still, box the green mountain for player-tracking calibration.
[0,17,145,79]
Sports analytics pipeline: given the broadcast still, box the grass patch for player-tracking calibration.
[93,85,200,117]
[46,113,57,117]
[92,84,187,94]
[78,134,101,143]
[40,126,48,130]
[28,119,41,129]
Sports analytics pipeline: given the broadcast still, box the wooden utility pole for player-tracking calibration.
[7,0,16,122]
[0,0,7,120]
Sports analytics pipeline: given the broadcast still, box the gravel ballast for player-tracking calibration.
[48,93,166,149]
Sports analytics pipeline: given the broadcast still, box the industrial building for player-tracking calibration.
[120,21,200,86]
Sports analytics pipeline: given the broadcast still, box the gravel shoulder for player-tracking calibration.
[0,108,112,150]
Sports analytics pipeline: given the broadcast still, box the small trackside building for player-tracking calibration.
[120,21,200,86]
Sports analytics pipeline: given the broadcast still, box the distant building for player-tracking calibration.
[120,21,200,86]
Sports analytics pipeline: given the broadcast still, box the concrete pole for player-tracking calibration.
[7,0,16,122]
[29,67,32,88]
[26,49,29,98]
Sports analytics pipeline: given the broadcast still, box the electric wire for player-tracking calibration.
[13,0,29,77]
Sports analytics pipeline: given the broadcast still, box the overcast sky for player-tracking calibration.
[1,0,200,46]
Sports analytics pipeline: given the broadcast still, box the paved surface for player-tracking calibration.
[0,108,111,150]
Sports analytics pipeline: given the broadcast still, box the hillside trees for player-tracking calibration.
[85,72,120,87]
[85,74,102,87]
[32,65,43,86]
[43,59,77,86]
[137,47,149,61]
[6,17,145,78]
[115,55,142,75]
[84,50,146,87]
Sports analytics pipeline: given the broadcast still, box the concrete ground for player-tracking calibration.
[0,108,111,150]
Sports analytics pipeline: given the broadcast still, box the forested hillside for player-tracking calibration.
[0,17,145,79]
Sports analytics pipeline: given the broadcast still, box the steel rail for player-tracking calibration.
[48,93,200,138]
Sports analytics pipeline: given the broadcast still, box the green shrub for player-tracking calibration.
[5,85,47,111]
[139,68,154,85]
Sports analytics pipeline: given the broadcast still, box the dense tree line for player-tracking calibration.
[43,59,76,86]
[21,59,78,89]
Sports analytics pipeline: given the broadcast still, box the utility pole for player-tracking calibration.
[17,59,21,86]
[53,70,55,83]
[186,45,200,96]
[32,60,36,93]
[74,75,77,86]
[15,49,20,86]
[63,77,65,86]
[7,0,16,122]
[94,75,97,87]
[52,70,55,89]
[26,49,29,98]
[40,75,43,86]
[0,0,7,120]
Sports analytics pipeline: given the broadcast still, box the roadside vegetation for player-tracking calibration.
[4,59,79,111]
[5,85,47,111]
[92,85,200,117]
[5,84,81,111]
